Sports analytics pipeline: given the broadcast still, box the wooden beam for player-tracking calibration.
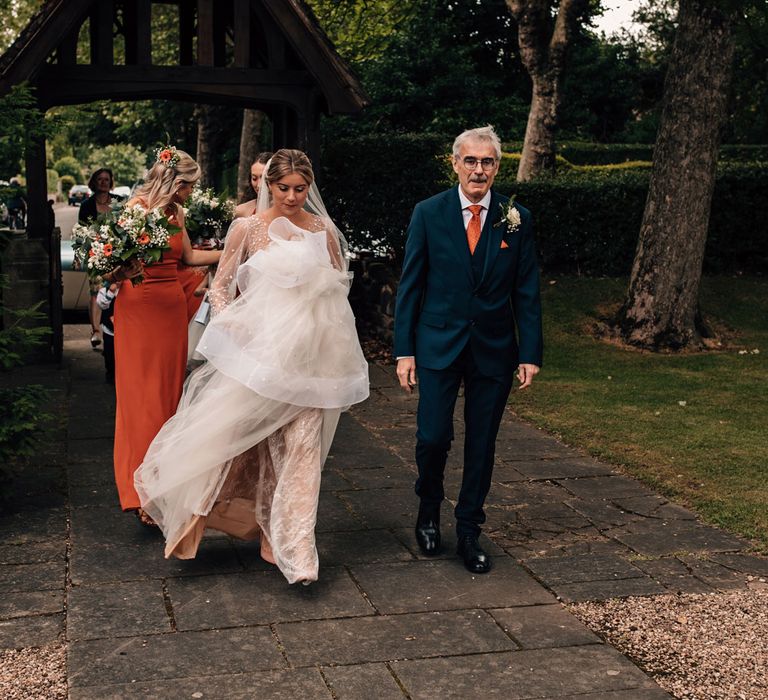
[90,0,114,67]
[197,0,214,66]
[24,135,49,242]
[233,0,250,68]
[134,0,152,66]
[56,29,79,66]
[179,0,195,66]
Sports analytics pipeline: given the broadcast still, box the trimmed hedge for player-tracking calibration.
[322,134,768,274]
[501,141,768,165]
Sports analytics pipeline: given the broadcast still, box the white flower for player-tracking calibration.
[678,401,687,407]
[506,205,521,229]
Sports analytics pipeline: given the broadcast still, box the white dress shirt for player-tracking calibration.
[458,186,492,229]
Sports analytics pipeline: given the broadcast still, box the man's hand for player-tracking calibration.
[396,357,418,394]
[516,363,540,390]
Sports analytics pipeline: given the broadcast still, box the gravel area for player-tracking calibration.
[0,644,66,700]
[570,587,768,700]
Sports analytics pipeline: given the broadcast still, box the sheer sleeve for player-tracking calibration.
[209,217,250,315]
[208,216,271,315]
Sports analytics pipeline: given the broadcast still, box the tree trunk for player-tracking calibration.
[237,109,265,202]
[518,76,558,179]
[616,0,735,351]
[194,104,231,189]
[506,0,586,182]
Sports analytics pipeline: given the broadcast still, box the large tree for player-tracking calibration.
[616,0,736,351]
[506,0,589,181]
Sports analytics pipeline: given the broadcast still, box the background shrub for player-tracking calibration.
[46,168,58,194]
[322,134,767,274]
[59,175,75,196]
[52,156,83,184]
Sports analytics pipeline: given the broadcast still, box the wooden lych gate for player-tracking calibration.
[0,0,367,359]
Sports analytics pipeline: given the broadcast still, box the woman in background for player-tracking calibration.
[234,151,272,218]
[79,168,118,347]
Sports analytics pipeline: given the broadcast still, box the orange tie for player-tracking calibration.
[466,204,483,254]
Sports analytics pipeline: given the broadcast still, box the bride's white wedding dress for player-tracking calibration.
[134,214,369,584]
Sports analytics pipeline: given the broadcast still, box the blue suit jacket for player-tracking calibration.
[394,187,543,376]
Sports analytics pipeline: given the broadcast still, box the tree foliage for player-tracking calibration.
[87,143,146,186]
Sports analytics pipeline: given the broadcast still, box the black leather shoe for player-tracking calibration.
[415,518,441,556]
[457,535,491,573]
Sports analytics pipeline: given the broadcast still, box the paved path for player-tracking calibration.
[3,326,767,698]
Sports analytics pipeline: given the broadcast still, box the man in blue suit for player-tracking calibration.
[394,126,543,573]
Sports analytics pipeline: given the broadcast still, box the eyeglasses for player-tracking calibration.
[460,156,497,171]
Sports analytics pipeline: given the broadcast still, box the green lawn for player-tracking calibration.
[512,275,768,549]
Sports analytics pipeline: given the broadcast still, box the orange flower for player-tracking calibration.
[88,249,95,257]
[137,233,150,245]
[103,243,113,256]
[159,149,172,162]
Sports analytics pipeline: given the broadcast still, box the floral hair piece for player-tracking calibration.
[155,144,180,169]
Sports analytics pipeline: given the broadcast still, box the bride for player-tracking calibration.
[134,149,369,584]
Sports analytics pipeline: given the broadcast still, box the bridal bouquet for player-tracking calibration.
[71,203,180,285]
[184,187,234,248]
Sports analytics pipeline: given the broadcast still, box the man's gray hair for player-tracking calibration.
[452,125,502,160]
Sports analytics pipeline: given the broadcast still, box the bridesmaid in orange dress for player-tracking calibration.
[102,147,221,520]
[177,262,208,320]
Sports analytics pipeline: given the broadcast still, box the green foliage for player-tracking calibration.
[0,269,50,477]
[87,143,145,186]
[46,168,58,193]
[59,175,75,195]
[0,384,49,467]
[52,156,83,183]
[321,133,453,256]
[322,134,768,273]
[499,163,768,275]
[0,83,54,178]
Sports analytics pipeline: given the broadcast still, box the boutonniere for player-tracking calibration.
[493,195,521,233]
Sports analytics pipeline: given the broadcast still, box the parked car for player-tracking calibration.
[68,185,91,206]
[111,186,131,201]
[60,239,90,311]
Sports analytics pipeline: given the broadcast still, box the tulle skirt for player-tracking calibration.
[135,220,369,583]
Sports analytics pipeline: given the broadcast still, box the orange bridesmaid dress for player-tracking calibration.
[177,263,207,320]
[113,228,187,510]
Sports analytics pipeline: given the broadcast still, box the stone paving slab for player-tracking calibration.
[0,507,67,545]
[67,580,170,640]
[633,557,716,595]
[168,567,373,630]
[550,577,669,603]
[322,663,406,700]
[70,539,244,585]
[278,609,516,666]
[69,668,331,700]
[605,519,746,556]
[68,627,286,688]
[0,540,65,565]
[490,604,601,649]
[390,646,662,699]
[315,528,414,565]
[0,589,63,619]
[0,613,63,649]
[350,558,555,614]
[510,459,615,480]
[0,561,64,592]
[523,554,648,586]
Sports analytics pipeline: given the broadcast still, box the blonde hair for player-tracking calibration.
[134,149,201,215]
[452,125,502,160]
[265,149,314,187]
